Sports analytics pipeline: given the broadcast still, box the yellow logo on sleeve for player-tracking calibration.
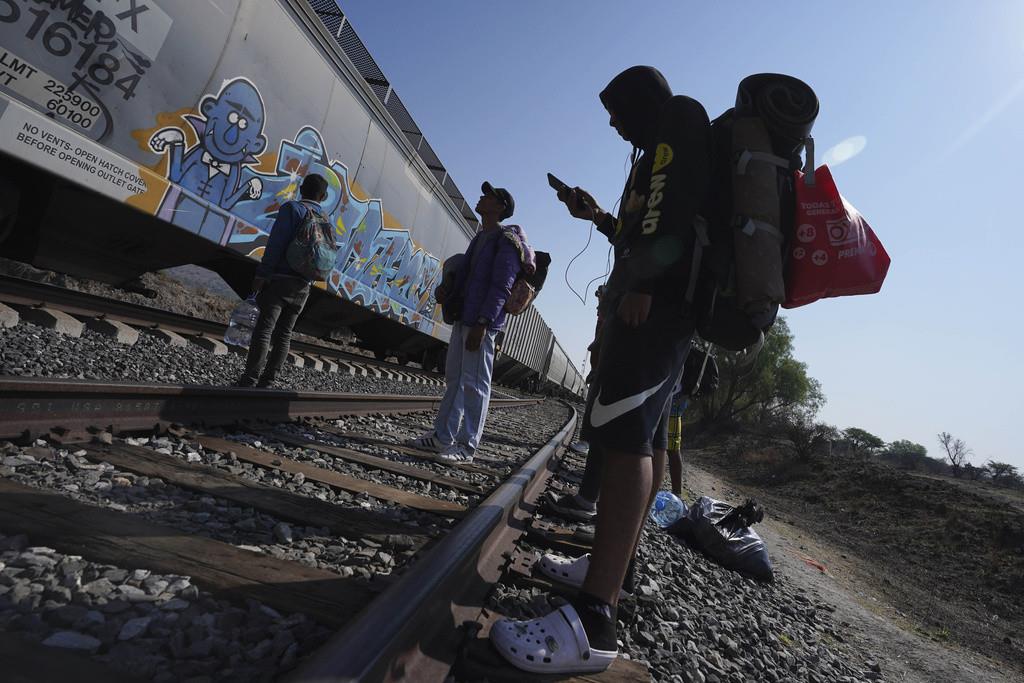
[652,144,674,173]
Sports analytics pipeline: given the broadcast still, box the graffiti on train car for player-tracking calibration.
[0,0,170,141]
[146,77,444,334]
[147,77,266,241]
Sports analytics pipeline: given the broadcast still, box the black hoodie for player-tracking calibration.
[596,67,712,307]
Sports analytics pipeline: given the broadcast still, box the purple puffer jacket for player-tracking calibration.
[455,224,535,331]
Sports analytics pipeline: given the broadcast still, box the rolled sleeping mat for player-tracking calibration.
[731,116,786,314]
[736,74,819,157]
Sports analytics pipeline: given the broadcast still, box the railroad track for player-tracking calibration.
[0,377,537,442]
[0,274,445,386]
[0,378,644,681]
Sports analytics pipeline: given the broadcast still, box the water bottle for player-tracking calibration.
[224,296,260,348]
[569,441,590,455]
[649,491,687,529]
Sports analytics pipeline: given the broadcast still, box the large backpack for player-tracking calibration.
[687,74,819,351]
[435,253,466,325]
[497,226,549,316]
[285,200,338,281]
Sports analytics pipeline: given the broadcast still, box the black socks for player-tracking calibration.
[569,591,618,652]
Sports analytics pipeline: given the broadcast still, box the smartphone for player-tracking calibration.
[547,173,569,194]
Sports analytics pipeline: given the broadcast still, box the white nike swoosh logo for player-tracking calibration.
[589,378,667,428]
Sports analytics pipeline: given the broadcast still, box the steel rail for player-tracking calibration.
[0,274,443,379]
[289,404,576,683]
[0,377,539,440]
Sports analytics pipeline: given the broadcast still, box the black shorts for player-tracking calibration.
[581,307,693,456]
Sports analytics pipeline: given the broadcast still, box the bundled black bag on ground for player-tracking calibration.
[668,496,774,582]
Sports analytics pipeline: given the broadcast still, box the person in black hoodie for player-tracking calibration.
[491,66,712,674]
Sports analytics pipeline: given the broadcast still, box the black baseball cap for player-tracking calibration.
[481,181,514,220]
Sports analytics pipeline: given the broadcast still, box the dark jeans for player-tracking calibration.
[239,276,310,386]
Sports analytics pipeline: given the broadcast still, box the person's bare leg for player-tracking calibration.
[582,448,652,606]
[628,447,666,561]
[668,448,683,495]
[649,447,667,509]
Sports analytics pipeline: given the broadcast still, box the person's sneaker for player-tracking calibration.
[546,491,596,522]
[235,378,257,388]
[404,432,446,453]
[573,523,595,544]
[535,553,631,599]
[435,444,474,464]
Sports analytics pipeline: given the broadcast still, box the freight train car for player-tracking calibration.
[0,0,583,396]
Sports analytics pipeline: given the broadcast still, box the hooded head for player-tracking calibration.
[599,66,672,151]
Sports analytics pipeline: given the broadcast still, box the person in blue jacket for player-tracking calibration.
[406,182,528,464]
[236,174,329,388]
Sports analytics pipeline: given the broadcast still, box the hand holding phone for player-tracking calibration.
[547,172,569,195]
[549,173,598,221]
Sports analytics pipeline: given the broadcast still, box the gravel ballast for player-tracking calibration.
[0,532,331,682]
[486,460,889,683]
[0,324,440,396]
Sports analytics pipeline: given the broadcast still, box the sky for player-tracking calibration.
[335,0,1024,470]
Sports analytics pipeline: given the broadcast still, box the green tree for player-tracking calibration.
[883,439,929,469]
[843,427,885,455]
[699,317,824,425]
[786,413,839,461]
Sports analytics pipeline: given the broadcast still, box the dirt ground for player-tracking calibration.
[680,441,1024,682]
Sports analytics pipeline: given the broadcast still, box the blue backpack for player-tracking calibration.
[285,200,337,281]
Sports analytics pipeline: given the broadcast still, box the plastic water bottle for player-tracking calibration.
[569,441,590,455]
[224,296,260,348]
[649,491,687,529]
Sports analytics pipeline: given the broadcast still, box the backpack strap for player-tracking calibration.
[739,217,784,240]
[693,345,711,397]
[735,149,791,175]
[802,136,816,186]
[496,225,536,274]
[736,134,815,184]
[684,215,711,305]
[297,199,337,248]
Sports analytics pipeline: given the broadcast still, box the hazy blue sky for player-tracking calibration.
[337,1,1023,469]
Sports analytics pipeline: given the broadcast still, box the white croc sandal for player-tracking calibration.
[536,553,628,599]
[490,604,617,674]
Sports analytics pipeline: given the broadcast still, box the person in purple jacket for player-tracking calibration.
[406,181,531,464]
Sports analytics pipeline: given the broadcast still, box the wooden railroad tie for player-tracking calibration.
[244,428,489,497]
[0,479,371,628]
[311,423,506,475]
[195,435,467,518]
[79,443,436,539]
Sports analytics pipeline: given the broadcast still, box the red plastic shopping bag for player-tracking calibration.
[783,165,890,308]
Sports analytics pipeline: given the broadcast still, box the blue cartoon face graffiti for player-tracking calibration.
[149,78,267,242]
[198,79,267,164]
